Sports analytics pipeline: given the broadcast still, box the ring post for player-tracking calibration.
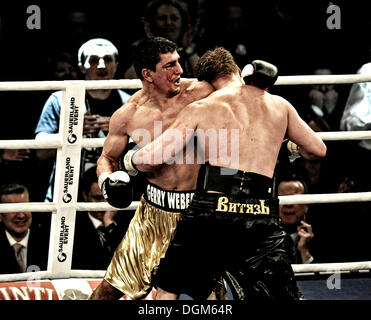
[47,82,85,278]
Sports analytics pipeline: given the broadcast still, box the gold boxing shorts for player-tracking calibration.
[104,184,194,299]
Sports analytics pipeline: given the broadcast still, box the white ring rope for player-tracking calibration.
[1,191,371,214]
[1,74,371,284]
[0,79,143,91]
[317,131,371,141]
[292,261,371,274]
[0,270,105,282]
[279,192,371,205]
[1,191,371,213]
[0,139,63,149]
[0,138,105,149]
[274,74,371,85]
[1,131,371,150]
[1,131,371,209]
[0,262,369,282]
[0,73,370,92]
[0,201,140,213]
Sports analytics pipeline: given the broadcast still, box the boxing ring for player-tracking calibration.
[0,74,371,300]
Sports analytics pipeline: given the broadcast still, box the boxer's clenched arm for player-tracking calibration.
[97,109,134,208]
[97,132,129,176]
[97,108,131,177]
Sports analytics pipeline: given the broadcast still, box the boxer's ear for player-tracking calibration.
[142,69,153,83]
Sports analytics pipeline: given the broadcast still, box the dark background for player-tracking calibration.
[0,0,369,138]
[1,0,371,264]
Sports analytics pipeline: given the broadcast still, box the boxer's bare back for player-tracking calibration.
[135,75,326,179]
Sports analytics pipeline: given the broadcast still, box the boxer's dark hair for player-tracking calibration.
[195,47,239,83]
[133,37,177,80]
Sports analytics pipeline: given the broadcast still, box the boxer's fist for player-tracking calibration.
[286,140,300,156]
[278,139,301,164]
[98,171,133,208]
[242,60,278,89]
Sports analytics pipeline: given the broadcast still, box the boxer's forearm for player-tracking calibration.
[133,135,185,172]
[98,129,129,176]
[134,161,162,172]
[132,144,163,172]
[97,154,118,177]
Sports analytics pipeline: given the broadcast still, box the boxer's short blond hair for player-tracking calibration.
[195,47,239,83]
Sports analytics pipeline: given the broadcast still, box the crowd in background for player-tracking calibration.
[1,0,371,273]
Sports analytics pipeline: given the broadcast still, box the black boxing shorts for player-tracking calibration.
[154,165,303,300]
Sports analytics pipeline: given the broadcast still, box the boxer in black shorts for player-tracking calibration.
[154,164,302,300]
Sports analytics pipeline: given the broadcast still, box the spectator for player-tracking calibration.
[307,68,347,131]
[0,149,48,201]
[34,38,131,202]
[336,61,371,262]
[72,166,132,270]
[278,178,314,264]
[0,149,30,184]
[340,61,371,192]
[51,7,94,56]
[0,149,30,163]
[198,0,254,69]
[45,52,78,81]
[124,0,200,78]
[309,69,338,120]
[0,183,49,274]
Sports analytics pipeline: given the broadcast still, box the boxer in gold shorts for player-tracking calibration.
[104,184,194,299]
[89,37,217,299]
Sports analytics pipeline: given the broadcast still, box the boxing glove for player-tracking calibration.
[242,60,278,89]
[98,171,133,208]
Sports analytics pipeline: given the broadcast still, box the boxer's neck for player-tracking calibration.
[211,74,243,90]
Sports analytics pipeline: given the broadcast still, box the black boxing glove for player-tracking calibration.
[98,171,133,208]
[242,60,278,89]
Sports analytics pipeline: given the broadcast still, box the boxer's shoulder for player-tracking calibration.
[182,79,214,98]
[108,101,139,134]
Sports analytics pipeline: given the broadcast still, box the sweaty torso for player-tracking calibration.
[125,80,212,190]
[197,85,288,178]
